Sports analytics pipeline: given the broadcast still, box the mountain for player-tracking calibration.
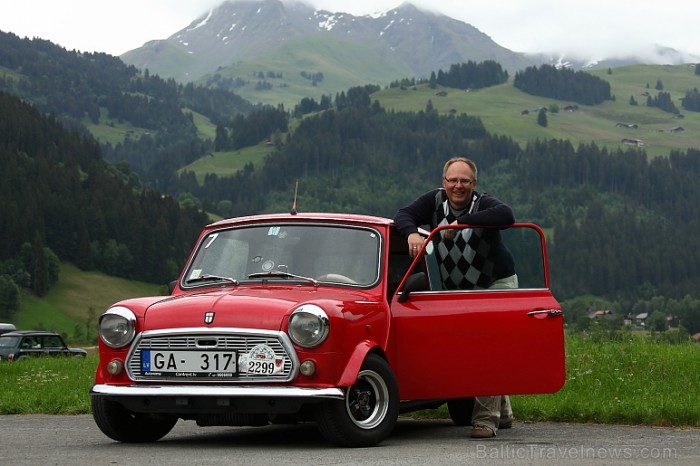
[534,45,700,71]
[4,29,700,315]
[121,0,535,105]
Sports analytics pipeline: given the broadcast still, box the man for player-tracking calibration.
[393,157,516,438]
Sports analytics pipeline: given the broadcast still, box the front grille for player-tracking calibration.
[126,328,298,383]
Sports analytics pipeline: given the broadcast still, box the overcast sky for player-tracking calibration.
[2,0,699,62]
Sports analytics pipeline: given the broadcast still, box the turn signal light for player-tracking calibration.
[107,359,124,375]
[299,360,316,376]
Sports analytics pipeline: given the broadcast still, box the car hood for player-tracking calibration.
[142,286,373,332]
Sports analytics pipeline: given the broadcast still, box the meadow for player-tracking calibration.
[1,333,698,428]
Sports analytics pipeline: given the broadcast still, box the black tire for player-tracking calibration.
[92,396,177,443]
[447,397,475,426]
[315,353,399,447]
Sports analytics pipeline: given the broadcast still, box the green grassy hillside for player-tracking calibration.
[179,142,271,183]
[374,64,699,158]
[11,263,163,342]
[201,34,412,109]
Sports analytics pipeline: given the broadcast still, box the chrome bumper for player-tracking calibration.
[91,384,344,399]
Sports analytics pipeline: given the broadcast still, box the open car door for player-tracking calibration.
[388,223,565,400]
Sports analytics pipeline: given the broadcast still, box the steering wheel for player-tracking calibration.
[316,273,357,284]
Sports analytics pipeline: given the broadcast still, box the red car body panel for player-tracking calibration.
[91,213,565,446]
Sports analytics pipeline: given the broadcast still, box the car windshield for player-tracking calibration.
[183,223,381,287]
[0,336,19,348]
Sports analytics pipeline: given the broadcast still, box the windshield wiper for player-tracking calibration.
[247,271,318,286]
[186,274,239,285]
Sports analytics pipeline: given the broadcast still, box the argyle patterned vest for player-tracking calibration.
[433,190,496,290]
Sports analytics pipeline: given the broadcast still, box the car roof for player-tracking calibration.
[207,212,394,229]
[0,330,60,337]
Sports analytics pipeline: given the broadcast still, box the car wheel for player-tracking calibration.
[92,396,177,442]
[447,397,475,426]
[315,353,399,447]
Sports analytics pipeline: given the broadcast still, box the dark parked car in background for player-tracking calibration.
[0,331,87,361]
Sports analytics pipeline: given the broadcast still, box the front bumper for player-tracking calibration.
[91,384,343,398]
[90,384,345,415]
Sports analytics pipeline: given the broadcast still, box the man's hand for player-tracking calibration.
[442,221,459,240]
[407,233,423,257]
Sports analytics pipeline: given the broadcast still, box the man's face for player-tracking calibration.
[442,161,477,210]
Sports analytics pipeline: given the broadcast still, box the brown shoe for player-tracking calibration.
[470,425,495,438]
[499,418,513,429]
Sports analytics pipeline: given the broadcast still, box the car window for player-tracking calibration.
[43,335,64,348]
[0,336,19,348]
[21,337,40,349]
[420,225,547,291]
[184,224,381,287]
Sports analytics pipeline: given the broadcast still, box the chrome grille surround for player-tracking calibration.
[125,327,299,383]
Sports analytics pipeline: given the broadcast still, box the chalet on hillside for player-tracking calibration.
[622,138,645,147]
[616,122,638,129]
[589,309,613,319]
[635,313,648,327]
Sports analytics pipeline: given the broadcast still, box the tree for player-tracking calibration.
[429,71,437,89]
[537,108,548,127]
[0,274,21,318]
[31,232,49,297]
[647,310,669,332]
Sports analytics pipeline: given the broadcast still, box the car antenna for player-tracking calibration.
[290,179,299,215]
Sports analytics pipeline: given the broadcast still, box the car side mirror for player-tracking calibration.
[168,280,177,295]
[397,272,429,303]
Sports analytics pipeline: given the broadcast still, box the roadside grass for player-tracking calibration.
[511,333,700,426]
[419,332,700,427]
[1,333,698,427]
[0,353,97,414]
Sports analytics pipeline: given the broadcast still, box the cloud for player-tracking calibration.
[1,0,698,60]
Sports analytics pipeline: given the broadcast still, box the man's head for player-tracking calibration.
[442,157,478,210]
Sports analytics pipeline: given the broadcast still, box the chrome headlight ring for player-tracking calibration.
[98,306,136,349]
[288,304,329,348]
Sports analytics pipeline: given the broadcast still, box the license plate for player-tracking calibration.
[141,350,237,378]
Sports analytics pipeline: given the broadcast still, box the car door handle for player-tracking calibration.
[527,309,563,317]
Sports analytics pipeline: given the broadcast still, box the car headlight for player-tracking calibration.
[288,304,329,348]
[99,306,136,348]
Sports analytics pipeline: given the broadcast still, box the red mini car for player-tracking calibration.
[91,213,565,447]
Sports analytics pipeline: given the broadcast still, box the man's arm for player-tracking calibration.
[393,189,439,236]
[456,194,514,226]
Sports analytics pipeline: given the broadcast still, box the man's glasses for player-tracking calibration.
[444,177,474,186]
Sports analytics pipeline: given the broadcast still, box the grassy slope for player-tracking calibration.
[177,116,304,182]
[374,64,700,158]
[11,65,700,335]
[81,64,700,182]
[178,143,271,183]
[12,263,162,341]
[202,34,412,108]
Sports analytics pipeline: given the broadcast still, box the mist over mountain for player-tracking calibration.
[122,0,700,90]
[121,0,535,84]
